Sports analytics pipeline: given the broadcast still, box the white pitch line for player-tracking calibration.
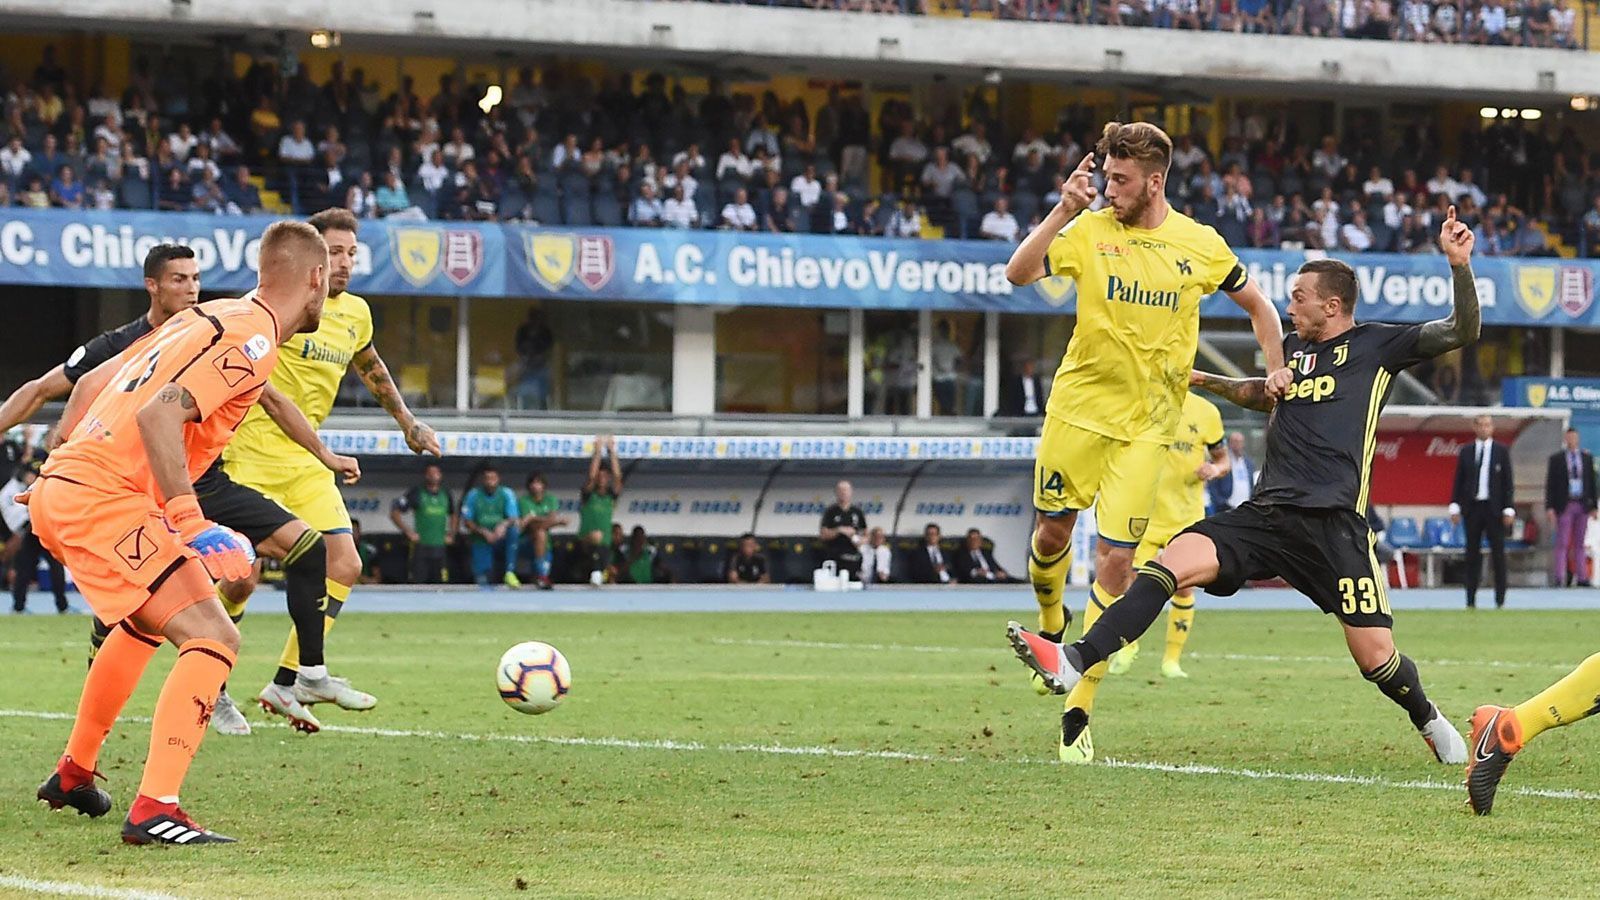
[708,637,1575,671]
[2,708,1594,804]
[0,874,181,900]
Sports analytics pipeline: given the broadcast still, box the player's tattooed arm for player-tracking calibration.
[1417,205,1481,358]
[137,384,201,504]
[1190,370,1275,413]
[1415,263,1482,358]
[351,345,440,456]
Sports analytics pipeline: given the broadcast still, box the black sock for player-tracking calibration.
[1363,651,1434,729]
[87,616,112,670]
[1039,628,1065,644]
[1068,563,1177,670]
[283,530,328,669]
[274,666,298,687]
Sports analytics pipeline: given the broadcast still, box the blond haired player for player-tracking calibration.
[221,208,440,727]
[1003,121,1289,761]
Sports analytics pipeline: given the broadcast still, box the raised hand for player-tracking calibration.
[1060,153,1098,214]
[1439,204,1474,265]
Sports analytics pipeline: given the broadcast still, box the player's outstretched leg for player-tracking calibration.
[1347,628,1465,765]
[39,621,160,818]
[1161,592,1196,679]
[1467,652,1600,815]
[1007,559,1185,697]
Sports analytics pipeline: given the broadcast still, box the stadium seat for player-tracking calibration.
[1385,517,1425,549]
[698,539,729,583]
[472,365,507,407]
[782,539,819,584]
[562,195,594,225]
[531,193,560,225]
[951,188,979,239]
[118,176,153,209]
[1422,516,1454,548]
[657,538,698,584]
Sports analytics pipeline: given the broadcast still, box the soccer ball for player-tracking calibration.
[497,641,571,715]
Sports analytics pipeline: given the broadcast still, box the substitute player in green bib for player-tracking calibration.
[518,472,566,590]
[1003,121,1291,761]
[578,435,623,587]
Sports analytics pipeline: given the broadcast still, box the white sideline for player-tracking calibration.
[0,874,181,900]
[708,637,1576,671]
[2,708,1595,804]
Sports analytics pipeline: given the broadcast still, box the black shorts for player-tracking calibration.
[194,465,298,548]
[1183,501,1394,628]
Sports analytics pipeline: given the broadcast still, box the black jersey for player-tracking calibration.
[62,315,155,383]
[1254,322,1429,514]
[730,552,768,584]
[820,504,867,556]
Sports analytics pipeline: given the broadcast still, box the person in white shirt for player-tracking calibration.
[203,117,240,160]
[1478,0,1508,42]
[670,143,706,173]
[1551,0,1577,46]
[1011,128,1054,163]
[167,123,199,162]
[951,123,992,166]
[790,164,822,208]
[663,161,699,202]
[0,137,33,180]
[1340,210,1375,251]
[277,120,315,165]
[662,184,698,229]
[1400,0,1432,38]
[1362,166,1395,199]
[1383,191,1413,230]
[417,149,450,194]
[979,197,1020,242]
[720,188,757,231]
[1316,207,1341,250]
[1311,135,1345,179]
[630,180,665,227]
[1219,432,1256,511]
[1170,133,1208,176]
[888,201,923,238]
[3,457,68,614]
[93,116,122,154]
[715,138,752,182]
[1426,165,1461,201]
[861,527,894,585]
[443,126,476,165]
[1455,169,1487,209]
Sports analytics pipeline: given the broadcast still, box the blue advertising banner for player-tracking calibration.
[2,208,1598,326]
[1502,377,1600,412]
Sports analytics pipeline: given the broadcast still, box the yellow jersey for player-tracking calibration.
[1150,392,1226,531]
[1043,206,1241,444]
[224,290,373,467]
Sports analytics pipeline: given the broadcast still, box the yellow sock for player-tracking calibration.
[1163,592,1195,667]
[1513,652,1600,743]
[218,583,248,623]
[1065,581,1119,715]
[1028,533,1071,638]
[279,579,350,673]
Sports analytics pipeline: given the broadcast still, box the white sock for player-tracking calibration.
[299,664,328,681]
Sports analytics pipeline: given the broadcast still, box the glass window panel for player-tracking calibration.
[467,299,673,412]
[863,311,918,416]
[715,308,847,415]
[338,296,458,409]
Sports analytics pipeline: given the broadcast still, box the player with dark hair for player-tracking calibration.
[1008,208,1483,767]
[1002,120,1289,760]
[16,243,359,736]
[218,207,440,726]
[31,220,328,845]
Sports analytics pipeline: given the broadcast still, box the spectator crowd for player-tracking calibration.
[2,42,1597,256]
[696,0,1583,50]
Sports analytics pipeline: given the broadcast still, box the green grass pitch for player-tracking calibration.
[0,607,1596,898]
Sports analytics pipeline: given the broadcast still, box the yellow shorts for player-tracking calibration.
[1033,416,1167,548]
[224,455,351,534]
[1134,519,1187,567]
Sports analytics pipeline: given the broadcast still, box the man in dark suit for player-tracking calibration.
[998,358,1045,419]
[1546,428,1599,587]
[956,527,1016,583]
[908,522,952,585]
[1449,414,1514,608]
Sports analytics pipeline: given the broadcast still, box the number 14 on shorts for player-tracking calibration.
[1337,577,1390,616]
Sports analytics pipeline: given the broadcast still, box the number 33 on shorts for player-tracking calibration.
[1337,576,1391,616]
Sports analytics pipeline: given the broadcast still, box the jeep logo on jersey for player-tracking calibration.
[1104,275,1179,311]
[1284,374,1337,402]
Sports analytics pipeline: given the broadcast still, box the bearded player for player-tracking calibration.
[1003,121,1288,760]
[1010,209,1483,767]
[31,220,326,844]
[220,208,440,726]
